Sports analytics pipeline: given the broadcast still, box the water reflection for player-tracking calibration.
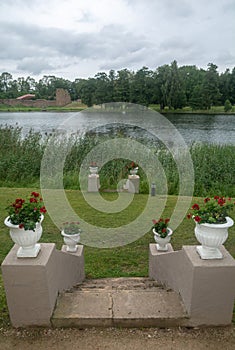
[0,111,235,145]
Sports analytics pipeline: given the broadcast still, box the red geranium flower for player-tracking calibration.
[31,192,40,197]
[40,206,47,214]
[204,197,210,203]
[30,197,37,203]
[192,203,200,210]
[194,215,201,223]
[6,191,46,231]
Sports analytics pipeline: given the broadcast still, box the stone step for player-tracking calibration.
[52,278,188,328]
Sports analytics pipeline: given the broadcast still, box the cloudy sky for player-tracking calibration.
[0,0,234,80]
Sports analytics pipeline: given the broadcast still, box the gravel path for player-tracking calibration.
[1,327,235,350]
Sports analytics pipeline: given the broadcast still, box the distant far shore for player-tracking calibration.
[0,103,235,115]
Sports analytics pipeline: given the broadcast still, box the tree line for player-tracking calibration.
[1,61,235,110]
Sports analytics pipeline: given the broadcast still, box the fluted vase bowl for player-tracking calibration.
[194,216,234,259]
[153,228,173,251]
[4,215,44,258]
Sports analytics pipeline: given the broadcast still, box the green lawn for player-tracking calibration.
[0,187,235,327]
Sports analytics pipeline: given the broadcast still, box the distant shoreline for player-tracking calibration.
[0,104,235,115]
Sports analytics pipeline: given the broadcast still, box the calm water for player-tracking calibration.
[0,111,235,145]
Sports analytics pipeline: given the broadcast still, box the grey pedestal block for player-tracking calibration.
[1,243,85,327]
[149,244,235,326]
[88,175,100,192]
[127,175,140,193]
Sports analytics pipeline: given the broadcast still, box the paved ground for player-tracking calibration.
[52,278,187,328]
[1,326,235,350]
[2,278,235,349]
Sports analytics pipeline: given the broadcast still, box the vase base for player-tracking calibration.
[66,245,78,253]
[196,245,223,260]
[17,244,41,258]
[156,243,169,251]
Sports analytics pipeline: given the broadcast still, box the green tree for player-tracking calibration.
[179,65,205,105]
[189,84,204,110]
[0,72,13,97]
[79,78,96,107]
[224,99,232,112]
[93,72,110,104]
[168,60,186,109]
[201,63,221,109]
[155,64,171,109]
[114,69,131,102]
[229,67,235,104]
[129,66,154,106]
[219,69,231,105]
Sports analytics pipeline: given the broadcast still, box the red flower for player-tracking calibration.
[152,219,157,224]
[194,215,202,223]
[162,228,167,233]
[218,197,225,206]
[19,223,24,229]
[31,192,40,197]
[164,218,170,224]
[30,197,37,203]
[40,206,47,213]
[214,196,219,200]
[204,197,210,203]
[15,198,24,204]
[192,203,200,210]
[187,213,192,219]
[14,203,23,209]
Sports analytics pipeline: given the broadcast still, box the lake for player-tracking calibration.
[0,111,235,145]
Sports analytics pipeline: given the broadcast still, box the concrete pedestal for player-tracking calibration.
[127,175,140,193]
[88,175,100,192]
[149,244,235,326]
[1,243,85,327]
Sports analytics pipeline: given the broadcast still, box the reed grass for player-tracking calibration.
[0,125,234,196]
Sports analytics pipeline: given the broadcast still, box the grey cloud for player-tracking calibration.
[126,0,194,18]
[17,57,53,74]
[162,0,194,18]
[221,0,235,13]
[0,21,150,62]
[159,37,192,50]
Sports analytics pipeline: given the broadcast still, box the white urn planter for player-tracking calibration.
[4,215,44,258]
[153,228,173,251]
[130,167,138,176]
[195,216,234,259]
[89,166,98,176]
[61,230,81,252]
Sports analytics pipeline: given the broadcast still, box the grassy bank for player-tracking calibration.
[0,101,86,112]
[0,125,235,196]
[150,104,235,114]
[1,103,235,114]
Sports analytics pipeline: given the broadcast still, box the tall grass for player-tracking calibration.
[0,125,234,196]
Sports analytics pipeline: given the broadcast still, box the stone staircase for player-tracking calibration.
[52,277,188,328]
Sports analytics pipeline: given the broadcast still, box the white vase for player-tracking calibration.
[153,228,173,251]
[89,166,98,176]
[194,216,234,259]
[4,215,44,258]
[61,230,81,252]
[130,167,138,176]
